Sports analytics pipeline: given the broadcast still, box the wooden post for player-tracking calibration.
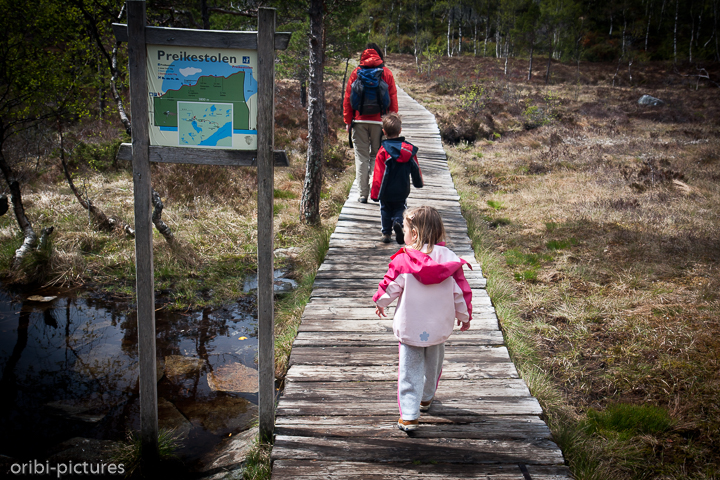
[127,0,159,461]
[257,7,276,442]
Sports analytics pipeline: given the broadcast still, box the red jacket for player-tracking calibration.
[370,137,423,202]
[343,49,398,125]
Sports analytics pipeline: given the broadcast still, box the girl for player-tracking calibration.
[373,206,473,431]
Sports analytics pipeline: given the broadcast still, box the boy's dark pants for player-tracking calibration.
[380,199,406,234]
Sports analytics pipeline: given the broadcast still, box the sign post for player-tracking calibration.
[117,1,288,458]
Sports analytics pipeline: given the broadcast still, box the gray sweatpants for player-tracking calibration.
[398,342,445,421]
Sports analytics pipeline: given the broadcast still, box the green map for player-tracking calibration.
[154,72,250,130]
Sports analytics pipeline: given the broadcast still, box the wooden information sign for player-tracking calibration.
[115,0,288,458]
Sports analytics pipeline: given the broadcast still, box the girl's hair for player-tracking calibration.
[404,206,446,253]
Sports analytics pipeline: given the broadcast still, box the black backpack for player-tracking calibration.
[350,66,391,116]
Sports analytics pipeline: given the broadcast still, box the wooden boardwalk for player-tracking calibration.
[271,88,572,479]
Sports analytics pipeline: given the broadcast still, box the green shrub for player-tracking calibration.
[585,403,674,440]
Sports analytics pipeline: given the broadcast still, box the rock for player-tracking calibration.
[638,94,665,106]
[164,355,204,380]
[243,269,298,294]
[207,363,258,394]
[46,437,120,464]
[158,398,193,438]
[273,247,301,259]
[174,396,257,436]
[45,396,122,424]
[26,295,57,302]
[198,426,257,477]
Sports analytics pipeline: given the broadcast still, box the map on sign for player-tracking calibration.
[147,45,257,149]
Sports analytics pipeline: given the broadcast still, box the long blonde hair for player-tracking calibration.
[404,206,446,253]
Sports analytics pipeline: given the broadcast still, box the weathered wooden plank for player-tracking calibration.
[272,461,573,479]
[283,378,531,397]
[297,317,498,332]
[271,435,562,464]
[274,414,552,439]
[289,346,513,367]
[284,361,518,382]
[292,331,504,346]
[306,293,492,307]
[112,23,291,50]
[311,278,487,289]
[116,143,289,166]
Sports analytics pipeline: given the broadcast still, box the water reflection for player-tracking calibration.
[0,288,259,469]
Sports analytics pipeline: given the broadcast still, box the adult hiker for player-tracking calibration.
[343,43,399,203]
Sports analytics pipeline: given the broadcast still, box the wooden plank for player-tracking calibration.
[127,0,158,461]
[284,362,518,382]
[271,435,562,464]
[272,461,573,479]
[292,331,504,346]
[256,7,276,441]
[289,346,513,367]
[116,143,289,166]
[112,23,291,50]
[274,414,552,439]
[282,378,531,397]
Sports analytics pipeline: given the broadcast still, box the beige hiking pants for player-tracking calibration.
[352,122,383,198]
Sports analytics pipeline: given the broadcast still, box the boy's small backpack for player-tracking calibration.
[350,66,390,116]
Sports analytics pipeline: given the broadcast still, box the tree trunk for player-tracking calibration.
[646,8,652,51]
[546,50,552,84]
[151,189,174,244]
[300,0,325,226]
[201,0,210,29]
[674,0,679,63]
[0,145,37,267]
[414,1,419,66]
[459,24,463,54]
[528,43,534,81]
[58,126,135,237]
[689,0,695,62]
[474,21,477,56]
[484,21,489,56]
[447,15,452,57]
[341,58,350,105]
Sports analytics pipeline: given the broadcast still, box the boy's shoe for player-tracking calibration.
[380,234,392,243]
[420,398,433,412]
[358,197,368,203]
[393,221,405,245]
[397,418,419,431]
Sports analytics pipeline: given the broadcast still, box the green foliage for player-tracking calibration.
[585,403,675,440]
[522,93,560,129]
[459,83,489,114]
[72,140,122,172]
[504,249,552,267]
[274,189,298,200]
[487,200,503,210]
[111,429,182,478]
[546,238,578,249]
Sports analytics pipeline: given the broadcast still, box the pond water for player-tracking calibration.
[0,286,261,470]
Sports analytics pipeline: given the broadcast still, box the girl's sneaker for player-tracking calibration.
[397,418,419,431]
[420,398,433,412]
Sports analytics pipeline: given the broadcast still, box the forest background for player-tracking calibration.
[0,0,718,479]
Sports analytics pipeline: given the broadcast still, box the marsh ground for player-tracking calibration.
[387,53,720,479]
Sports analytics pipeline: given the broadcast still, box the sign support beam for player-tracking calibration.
[256,7,276,443]
[127,0,159,462]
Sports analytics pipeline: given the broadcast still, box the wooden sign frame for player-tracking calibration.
[117,1,286,457]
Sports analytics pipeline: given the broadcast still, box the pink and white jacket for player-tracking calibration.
[372,243,472,346]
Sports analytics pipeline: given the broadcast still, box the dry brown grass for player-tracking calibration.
[387,52,720,478]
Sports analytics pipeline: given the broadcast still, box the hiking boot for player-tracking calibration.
[380,234,392,243]
[358,197,368,203]
[393,221,405,245]
[420,398,433,412]
[397,418,419,431]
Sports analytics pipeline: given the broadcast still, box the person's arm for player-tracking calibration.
[370,149,387,201]
[374,274,405,317]
[343,69,358,126]
[453,280,470,331]
[385,68,399,114]
[410,154,423,189]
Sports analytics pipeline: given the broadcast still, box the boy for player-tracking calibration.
[370,112,423,244]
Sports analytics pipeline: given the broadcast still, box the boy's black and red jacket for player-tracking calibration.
[370,137,423,202]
